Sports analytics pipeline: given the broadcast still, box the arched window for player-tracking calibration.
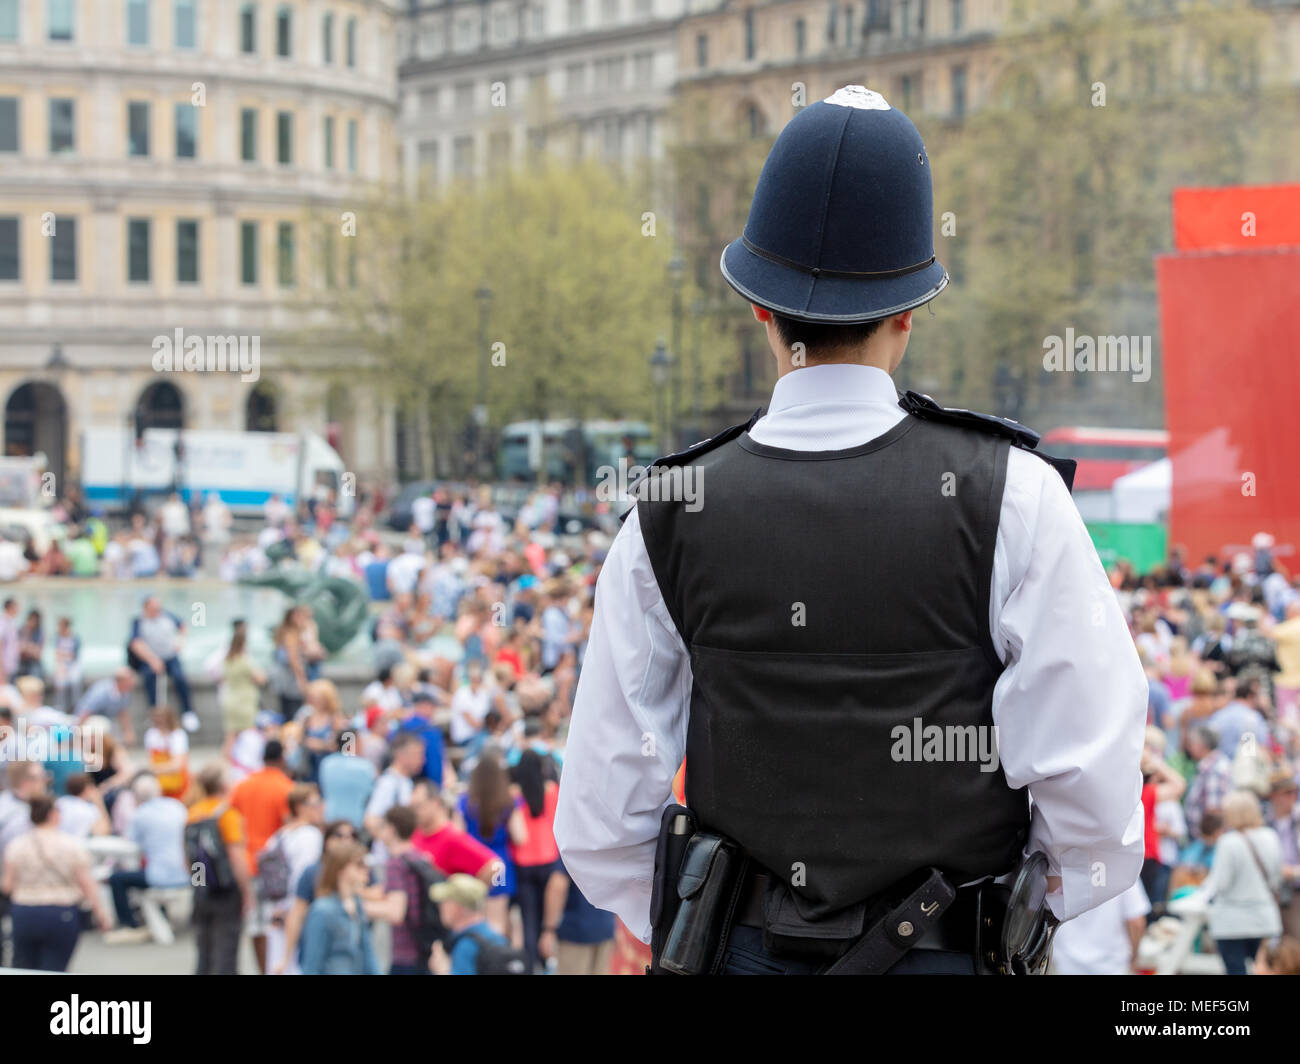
[135,380,185,432]
[246,382,278,432]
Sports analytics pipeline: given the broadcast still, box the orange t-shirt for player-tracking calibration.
[229,768,293,873]
[188,797,245,849]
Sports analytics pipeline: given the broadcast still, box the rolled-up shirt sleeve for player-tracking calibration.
[554,506,692,944]
[991,449,1148,921]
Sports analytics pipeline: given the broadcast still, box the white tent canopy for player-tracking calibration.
[1111,457,1171,524]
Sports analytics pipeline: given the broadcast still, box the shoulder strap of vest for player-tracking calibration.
[620,408,765,523]
[898,390,1077,494]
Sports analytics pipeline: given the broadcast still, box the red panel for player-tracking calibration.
[1156,249,1300,565]
[1172,184,1300,252]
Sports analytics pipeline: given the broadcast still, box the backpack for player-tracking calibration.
[401,855,448,958]
[256,831,292,901]
[185,809,238,894]
[453,928,530,975]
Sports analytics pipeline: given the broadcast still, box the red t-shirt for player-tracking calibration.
[1141,781,1160,861]
[512,782,560,867]
[412,823,496,878]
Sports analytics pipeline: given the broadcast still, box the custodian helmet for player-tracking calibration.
[720,85,948,324]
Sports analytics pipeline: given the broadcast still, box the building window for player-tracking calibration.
[346,117,357,172]
[951,64,966,118]
[51,216,76,281]
[345,16,356,67]
[633,51,652,87]
[174,0,197,48]
[322,12,333,63]
[48,0,74,41]
[0,97,17,152]
[951,0,962,32]
[240,107,257,161]
[419,87,438,114]
[174,103,197,158]
[696,33,707,68]
[794,18,805,54]
[275,4,291,56]
[566,0,582,30]
[565,63,584,95]
[277,222,294,286]
[176,219,199,283]
[127,0,149,45]
[900,72,915,112]
[0,217,19,281]
[417,139,438,179]
[0,0,18,42]
[276,110,292,164]
[827,2,838,45]
[454,81,474,111]
[323,115,334,168]
[128,101,150,157]
[49,98,74,154]
[240,2,256,52]
[744,9,755,60]
[127,218,151,283]
[322,228,335,288]
[900,0,910,38]
[240,220,258,285]
[601,0,617,23]
[452,135,473,178]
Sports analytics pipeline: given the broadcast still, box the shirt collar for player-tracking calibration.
[766,364,900,416]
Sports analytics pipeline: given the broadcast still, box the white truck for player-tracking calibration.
[80,428,354,518]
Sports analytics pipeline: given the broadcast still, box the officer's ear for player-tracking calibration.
[751,304,773,324]
[895,310,913,333]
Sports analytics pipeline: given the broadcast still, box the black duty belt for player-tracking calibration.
[735,869,981,955]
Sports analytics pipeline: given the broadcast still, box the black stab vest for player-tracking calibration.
[637,413,1030,920]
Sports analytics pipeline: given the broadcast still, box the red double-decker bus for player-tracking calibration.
[1040,427,1168,493]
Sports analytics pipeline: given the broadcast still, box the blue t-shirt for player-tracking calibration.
[393,717,445,786]
[318,753,377,827]
[449,920,508,975]
[364,560,391,601]
[555,860,615,945]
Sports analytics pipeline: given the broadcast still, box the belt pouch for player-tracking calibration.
[659,832,742,975]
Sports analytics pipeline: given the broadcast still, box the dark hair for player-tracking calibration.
[390,732,425,758]
[263,739,286,765]
[513,749,548,819]
[28,795,56,826]
[1200,810,1224,837]
[63,773,90,798]
[384,804,417,840]
[770,312,884,362]
[323,819,356,842]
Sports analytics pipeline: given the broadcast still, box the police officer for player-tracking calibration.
[554,86,1147,974]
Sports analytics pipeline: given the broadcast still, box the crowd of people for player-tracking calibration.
[0,480,618,975]
[1052,533,1300,975]
[4,471,1300,976]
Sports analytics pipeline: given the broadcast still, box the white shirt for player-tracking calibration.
[449,683,491,746]
[1051,880,1150,975]
[554,363,1147,943]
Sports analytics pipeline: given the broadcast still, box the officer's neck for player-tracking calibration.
[774,352,900,379]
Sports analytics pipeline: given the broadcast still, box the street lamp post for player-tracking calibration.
[475,284,493,479]
[650,338,670,456]
[668,254,685,451]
